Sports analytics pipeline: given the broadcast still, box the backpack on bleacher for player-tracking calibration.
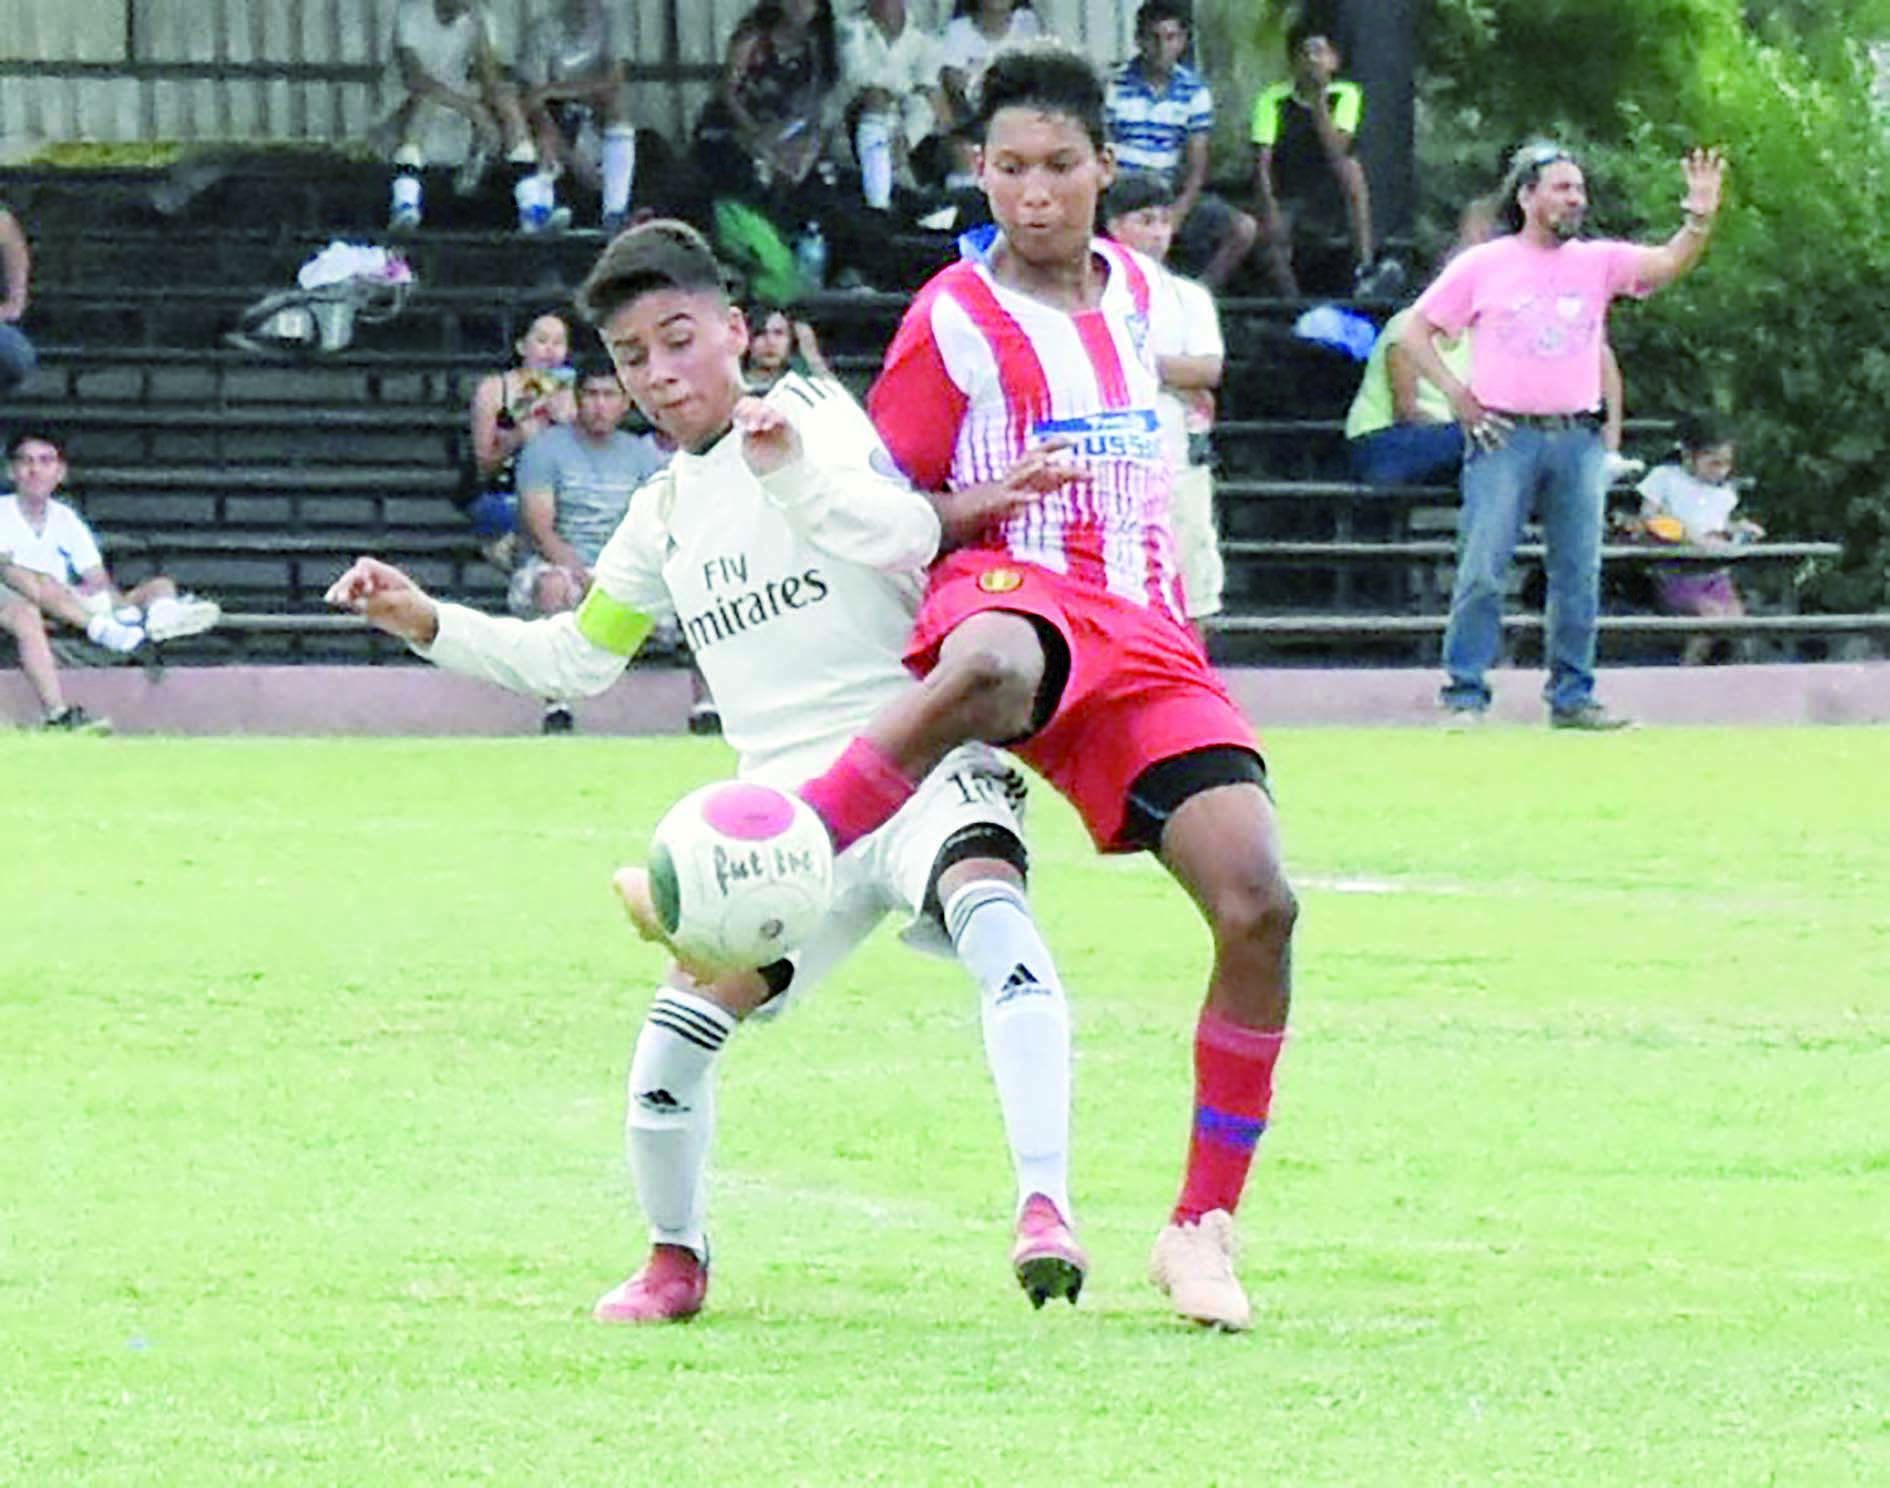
[227,242,416,355]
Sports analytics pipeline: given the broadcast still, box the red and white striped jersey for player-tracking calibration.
[868,238,1189,624]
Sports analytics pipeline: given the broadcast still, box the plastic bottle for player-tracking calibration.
[795,221,828,291]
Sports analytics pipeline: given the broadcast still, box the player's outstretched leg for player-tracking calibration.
[594,950,774,1324]
[942,867,1085,1308]
[1147,772,1297,1333]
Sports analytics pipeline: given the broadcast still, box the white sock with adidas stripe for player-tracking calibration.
[944,879,1074,1222]
[625,988,737,1261]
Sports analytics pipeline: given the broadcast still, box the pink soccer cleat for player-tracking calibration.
[591,1244,709,1324]
[1010,1193,1087,1309]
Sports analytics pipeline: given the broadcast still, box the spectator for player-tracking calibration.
[1104,0,1258,290]
[938,0,1041,122]
[1249,21,1373,296]
[519,0,640,232]
[0,204,36,396]
[692,0,842,200]
[465,309,578,559]
[1345,305,1471,486]
[509,362,667,731]
[1101,173,1226,635]
[1,430,221,729]
[839,0,953,203]
[1401,142,1727,728]
[1634,412,1762,665]
[741,304,834,390]
[510,363,665,621]
[384,0,538,232]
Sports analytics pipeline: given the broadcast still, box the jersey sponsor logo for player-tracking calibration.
[1031,408,1163,463]
[679,564,833,653]
[977,567,1025,594]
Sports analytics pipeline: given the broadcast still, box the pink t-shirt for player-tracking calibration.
[1412,235,1653,414]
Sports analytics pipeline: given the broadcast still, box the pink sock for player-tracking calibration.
[1173,1010,1286,1225]
[798,737,918,853]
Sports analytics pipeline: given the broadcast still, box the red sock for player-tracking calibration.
[797,737,919,854]
[1173,1009,1286,1225]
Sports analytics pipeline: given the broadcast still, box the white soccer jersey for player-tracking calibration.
[0,495,103,582]
[868,238,1191,627]
[422,373,941,784]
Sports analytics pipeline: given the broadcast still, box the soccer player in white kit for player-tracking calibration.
[327,221,1083,1323]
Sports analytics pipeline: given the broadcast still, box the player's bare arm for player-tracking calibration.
[931,437,1089,548]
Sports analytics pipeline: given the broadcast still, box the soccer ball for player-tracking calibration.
[647,781,834,971]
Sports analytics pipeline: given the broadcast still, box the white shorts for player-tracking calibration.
[1172,463,1224,619]
[751,741,1027,1021]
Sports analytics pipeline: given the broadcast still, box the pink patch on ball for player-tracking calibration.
[701,783,798,840]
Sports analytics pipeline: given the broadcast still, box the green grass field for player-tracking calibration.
[4,727,1886,1485]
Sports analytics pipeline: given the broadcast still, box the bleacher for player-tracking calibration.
[5,158,1883,674]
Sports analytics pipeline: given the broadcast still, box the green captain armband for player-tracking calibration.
[576,588,655,658]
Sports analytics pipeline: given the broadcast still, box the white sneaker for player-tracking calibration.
[145,594,222,642]
[85,610,146,655]
[1148,1209,1252,1331]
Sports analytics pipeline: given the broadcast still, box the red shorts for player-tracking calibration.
[905,551,1259,852]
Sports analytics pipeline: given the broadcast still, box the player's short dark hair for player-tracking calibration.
[1102,171,1176,224]
[576,218,732,326]
[6,427,63,460]
[1136,0,1191,35]
[1676,411,1734,453]
[975,41,1108,153]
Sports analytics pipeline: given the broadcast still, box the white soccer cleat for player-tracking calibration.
[1148,1209,1252,1332]
[144,594,222,642]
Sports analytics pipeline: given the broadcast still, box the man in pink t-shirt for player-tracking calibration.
[1401,142,1725,728]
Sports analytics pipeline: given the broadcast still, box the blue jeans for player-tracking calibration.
[1349,422,1466,487]
[1441,423,1605,714]
[0,322,36,392]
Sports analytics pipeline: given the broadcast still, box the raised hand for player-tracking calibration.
[1681,148,1725,219]
[734,395,803,476]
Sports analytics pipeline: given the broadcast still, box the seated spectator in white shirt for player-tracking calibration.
[937,0,1041,122]
[0,430,220,732]
[519,0,640,232]
[839,0,953,200]
[383,0,538,230]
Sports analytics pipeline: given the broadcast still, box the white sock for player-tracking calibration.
[601,125,636,217]
[626,988,737,1260]
[391,172,422,217]
[944,879,1073,1221]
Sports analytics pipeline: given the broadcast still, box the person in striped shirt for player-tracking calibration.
[1103,0,1258,290]
[785,41,1299,1333]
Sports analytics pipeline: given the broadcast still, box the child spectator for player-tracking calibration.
[464,310,578,561]
[742,304,835,390]
[518,0,640,232]
[1104,0,1258,289]
[383,0,540,231]
[1635,412,1763,664]
[1249,21,1374,296]
[1101,173,1226,634]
